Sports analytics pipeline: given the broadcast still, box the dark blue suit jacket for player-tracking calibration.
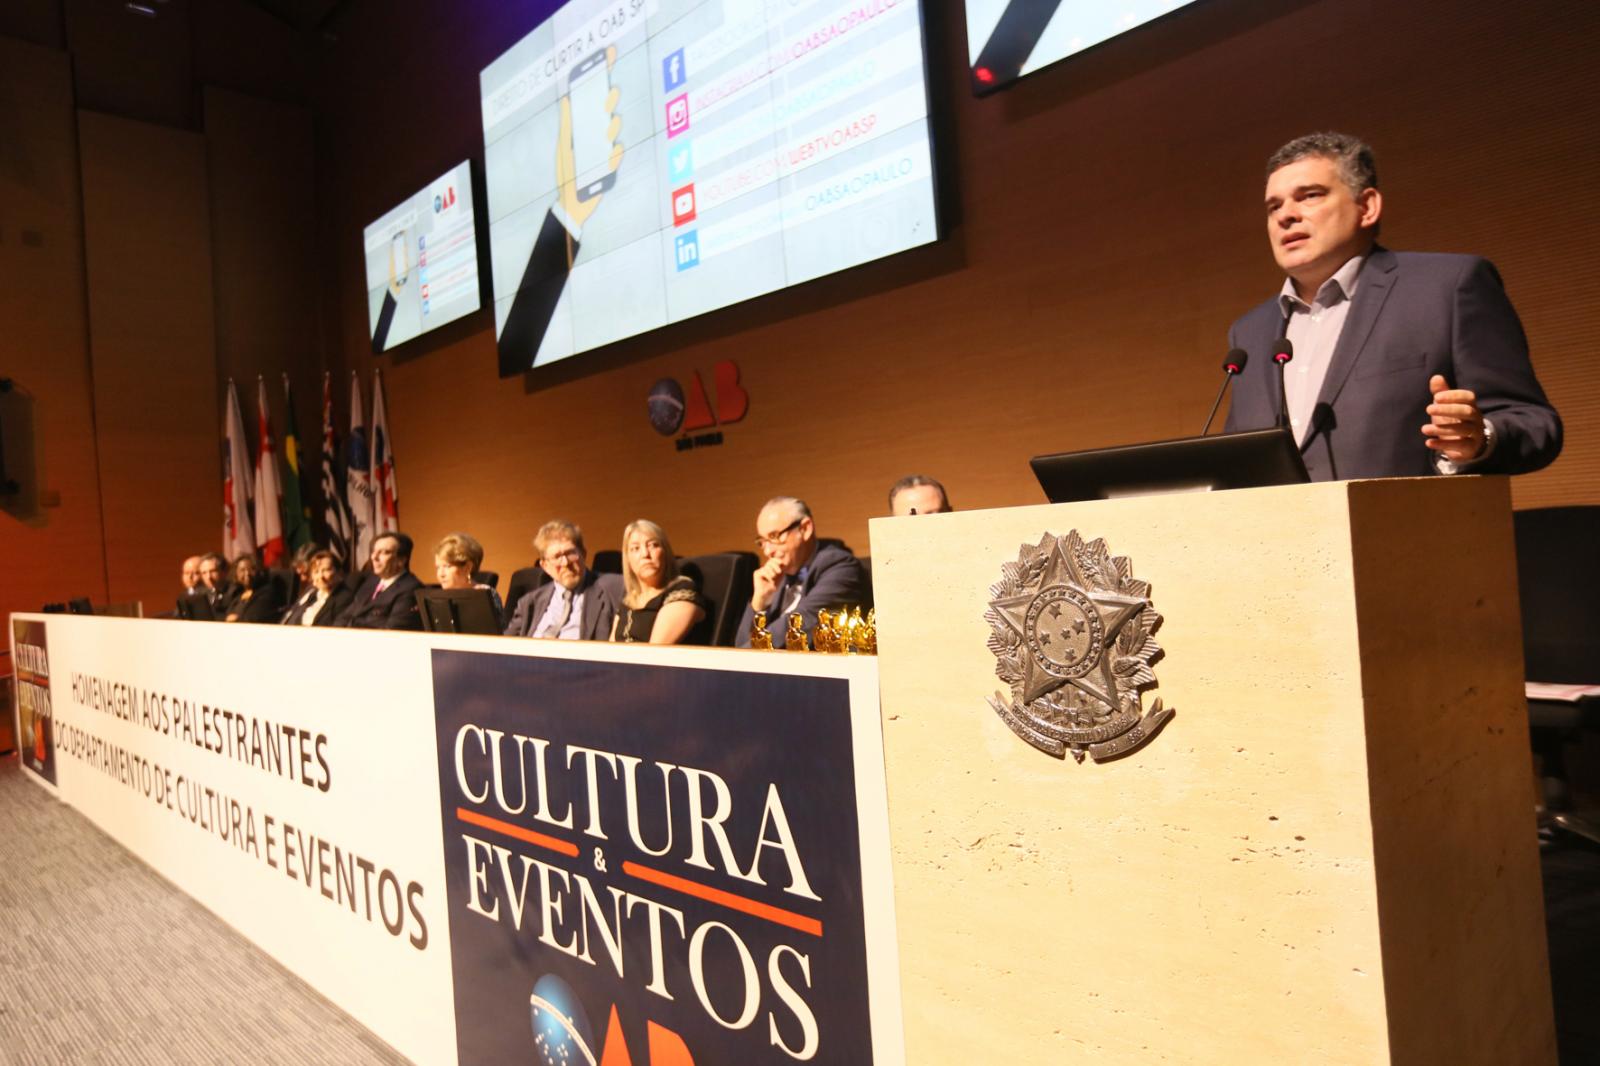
[736,541,868,649]
[1224,248,1561,481]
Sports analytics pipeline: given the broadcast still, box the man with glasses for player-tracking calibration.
[736,496,868,649]
[504,520,621,640]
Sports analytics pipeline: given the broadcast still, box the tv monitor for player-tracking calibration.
[965,0,1206,95]
[480,0,939,376]
[363,160,483,353]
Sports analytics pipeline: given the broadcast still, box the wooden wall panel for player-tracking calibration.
[78,110,218,612]
[312,0,1597,575]
[62,0,193,128]
[0,36,108,620]
[204,86,324,473]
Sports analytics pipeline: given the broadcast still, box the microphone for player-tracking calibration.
[1201,349,1249,435]
[1272,337,1294,431]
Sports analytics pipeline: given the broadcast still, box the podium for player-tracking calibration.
[869,477,1555,1064]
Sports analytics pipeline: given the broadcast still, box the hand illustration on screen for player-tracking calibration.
[497,45,624,376]
[372,230,408,353]
[556,45,624,230]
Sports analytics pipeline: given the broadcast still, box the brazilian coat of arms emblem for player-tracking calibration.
[985,530,1174,763]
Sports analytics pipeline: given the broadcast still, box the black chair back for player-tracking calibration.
[1513,506,1600,684]
[680,552,758,647]
[268,567,298,619]
[476,569,500,590]
[592,549,623,575]
[504,565,549,613]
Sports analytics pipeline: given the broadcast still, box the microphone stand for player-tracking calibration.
[1202,352,1248,436]
[1272,338,1295,432]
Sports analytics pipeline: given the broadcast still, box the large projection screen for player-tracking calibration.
[363,160,483,353]
[481,0,938,376]
[965,1,1205,94]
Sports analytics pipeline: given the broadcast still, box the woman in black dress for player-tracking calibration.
[222,554,284,623]
[612,520,706,644]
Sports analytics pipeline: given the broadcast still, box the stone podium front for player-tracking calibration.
[869,476,1554,1065]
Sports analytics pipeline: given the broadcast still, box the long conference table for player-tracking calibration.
[9,477,1557,1065]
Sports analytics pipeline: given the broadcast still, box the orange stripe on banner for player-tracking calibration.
[455,807,580,857]
[622,860,823,938]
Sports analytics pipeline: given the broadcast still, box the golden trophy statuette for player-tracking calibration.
[785,613,810,651]
[813,609,839,654]
[750,611,774,650]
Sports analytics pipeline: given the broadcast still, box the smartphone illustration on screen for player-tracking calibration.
[390,231,409,287]
[567,49,617,202]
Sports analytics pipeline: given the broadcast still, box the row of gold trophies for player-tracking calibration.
[750,607,877,654]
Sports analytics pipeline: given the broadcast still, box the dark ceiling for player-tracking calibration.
[239,0,344,32]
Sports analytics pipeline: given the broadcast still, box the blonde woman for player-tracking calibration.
[434,532,506,630]
[612,520,706,644]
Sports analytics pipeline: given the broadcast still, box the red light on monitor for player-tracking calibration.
[975,66,994,84]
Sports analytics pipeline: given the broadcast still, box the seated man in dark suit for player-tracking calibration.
[1224,131,1561,480]
[336,531,423,630]
[504,520,620,641]
[174,554,205,618]
[736,496,868,649]
[180,552,231,621]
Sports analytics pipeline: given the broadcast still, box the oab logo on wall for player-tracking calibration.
[12,619,55,784]
[430,650,884,1065]
[647,361,749,452]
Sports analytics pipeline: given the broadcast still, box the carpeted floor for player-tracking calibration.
[1544,838,1600,1066]
[0,756,410,1066]
[1,753,1597,1064]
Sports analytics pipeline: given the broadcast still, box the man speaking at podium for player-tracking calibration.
[1224,132,1561,481]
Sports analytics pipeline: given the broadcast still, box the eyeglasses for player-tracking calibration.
[754,517,803,548]
[542,548,582,565]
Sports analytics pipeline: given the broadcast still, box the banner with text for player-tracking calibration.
[7,616,900,1066]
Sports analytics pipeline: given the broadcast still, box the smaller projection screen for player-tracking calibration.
[965,1,1205,94]
[363,161,483,353]
[481,0,939,376]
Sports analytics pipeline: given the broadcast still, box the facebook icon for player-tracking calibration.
[662,48,686,92]
[674,230,700,271]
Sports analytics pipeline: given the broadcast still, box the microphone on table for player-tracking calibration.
[1201,349,1249,435]
[1272,337,1295,431]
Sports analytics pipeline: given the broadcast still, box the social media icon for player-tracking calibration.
[669,143,693,182]
[662,48,687,92]
[674,231,700,271]
[421,299,431,314]
[671,183,696,226]
[418,235,427,250]
[665,94,690,138]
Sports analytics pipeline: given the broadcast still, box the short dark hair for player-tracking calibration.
[291,542,322,567]
[1266,132,1378,197]
[888,475,950,512]
[375,531,413,561]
